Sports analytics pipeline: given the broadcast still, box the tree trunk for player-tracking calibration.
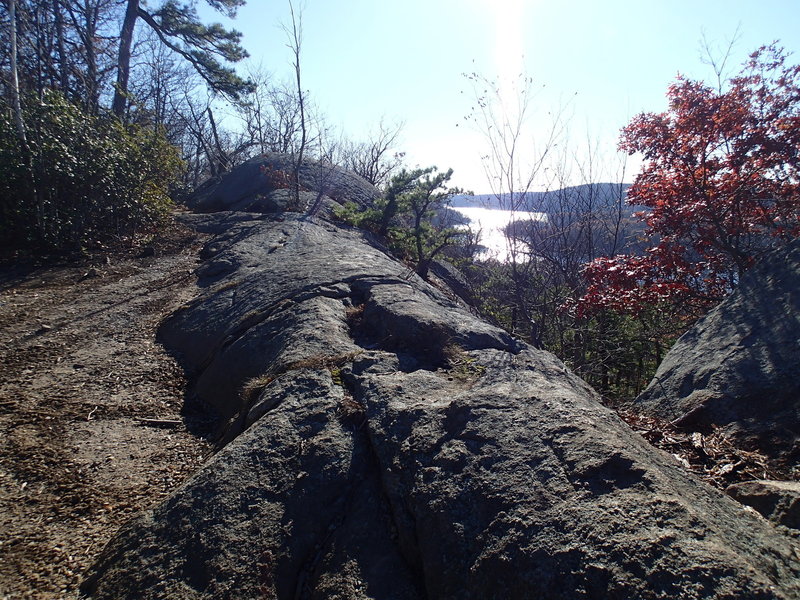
[9,0,43,239]
[378,196,397,237]
[288,1,306,207]
[112,0,139,119]
[207,107,229,174]
[9,0,26,144]
[84,0,100,113]
[53,0,70,92]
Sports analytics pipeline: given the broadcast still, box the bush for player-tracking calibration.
[0,91,183,253]
[333,167,467,278]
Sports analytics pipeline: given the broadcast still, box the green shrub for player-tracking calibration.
[334,167,466,279]
[0,91,183,253]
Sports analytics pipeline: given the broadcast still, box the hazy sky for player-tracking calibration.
[201,1,800,193]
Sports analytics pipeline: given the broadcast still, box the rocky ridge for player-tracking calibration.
[187,154,381,215]
[80,212,800,599]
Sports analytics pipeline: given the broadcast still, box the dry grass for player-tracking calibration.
[241,373,277,401]
[241,351,363,401]
[336,392,366,429]
[344,303,366,329]
[209,279,239,294]
[441,343,486,382]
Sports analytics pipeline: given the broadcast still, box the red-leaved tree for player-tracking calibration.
[578,44,800,317]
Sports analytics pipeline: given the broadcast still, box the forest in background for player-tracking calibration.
[1,0,798,401]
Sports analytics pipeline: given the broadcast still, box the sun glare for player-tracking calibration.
[491,0,526,90]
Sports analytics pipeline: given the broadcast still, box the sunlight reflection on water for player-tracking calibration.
[452,206,545,262]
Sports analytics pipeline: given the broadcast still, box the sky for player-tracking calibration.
[200,0,800,193]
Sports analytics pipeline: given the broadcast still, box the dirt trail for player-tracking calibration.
[0,225,213,599]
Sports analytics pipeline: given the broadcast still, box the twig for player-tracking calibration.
[135,417,182,428]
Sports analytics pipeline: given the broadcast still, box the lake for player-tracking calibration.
[451,206,545,261]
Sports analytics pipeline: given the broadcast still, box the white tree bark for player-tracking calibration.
[9,0,27,143]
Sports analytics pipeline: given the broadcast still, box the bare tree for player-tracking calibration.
[699,25,742,93]
[61,0,118,113]
[174,88,252,182]
[341,119,405,188]
[515,136,633,358]
[284,0,306,205]
[237,64,304,154]
[464,71,568,345]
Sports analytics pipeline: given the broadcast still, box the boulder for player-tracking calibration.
[186,153,381,214]
[726,480,800,530]
[81,214,800,599]
[428,258,475,305]
[633,239,800,463]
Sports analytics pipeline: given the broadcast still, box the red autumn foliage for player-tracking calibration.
[578,44,800,317]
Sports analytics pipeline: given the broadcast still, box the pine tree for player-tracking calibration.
[113,0,252,119]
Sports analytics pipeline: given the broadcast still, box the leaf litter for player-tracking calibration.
[0,221,214,599]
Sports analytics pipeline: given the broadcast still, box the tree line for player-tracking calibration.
[0,0,404,251]
[472,45,800,400]
[0,0,252,250]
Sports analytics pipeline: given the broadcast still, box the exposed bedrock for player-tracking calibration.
[81,214,800,599]
[726,480,800,530]
[186,153,381,215]
[634,239,800,463]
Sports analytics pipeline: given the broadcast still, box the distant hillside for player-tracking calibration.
[452,182,648,259]
[451,183,635,213]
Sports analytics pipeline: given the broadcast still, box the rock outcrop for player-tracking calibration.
[79,212,800,599]
[633,239,800,464]
[726,480,800,530]
[187,153,381,214]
